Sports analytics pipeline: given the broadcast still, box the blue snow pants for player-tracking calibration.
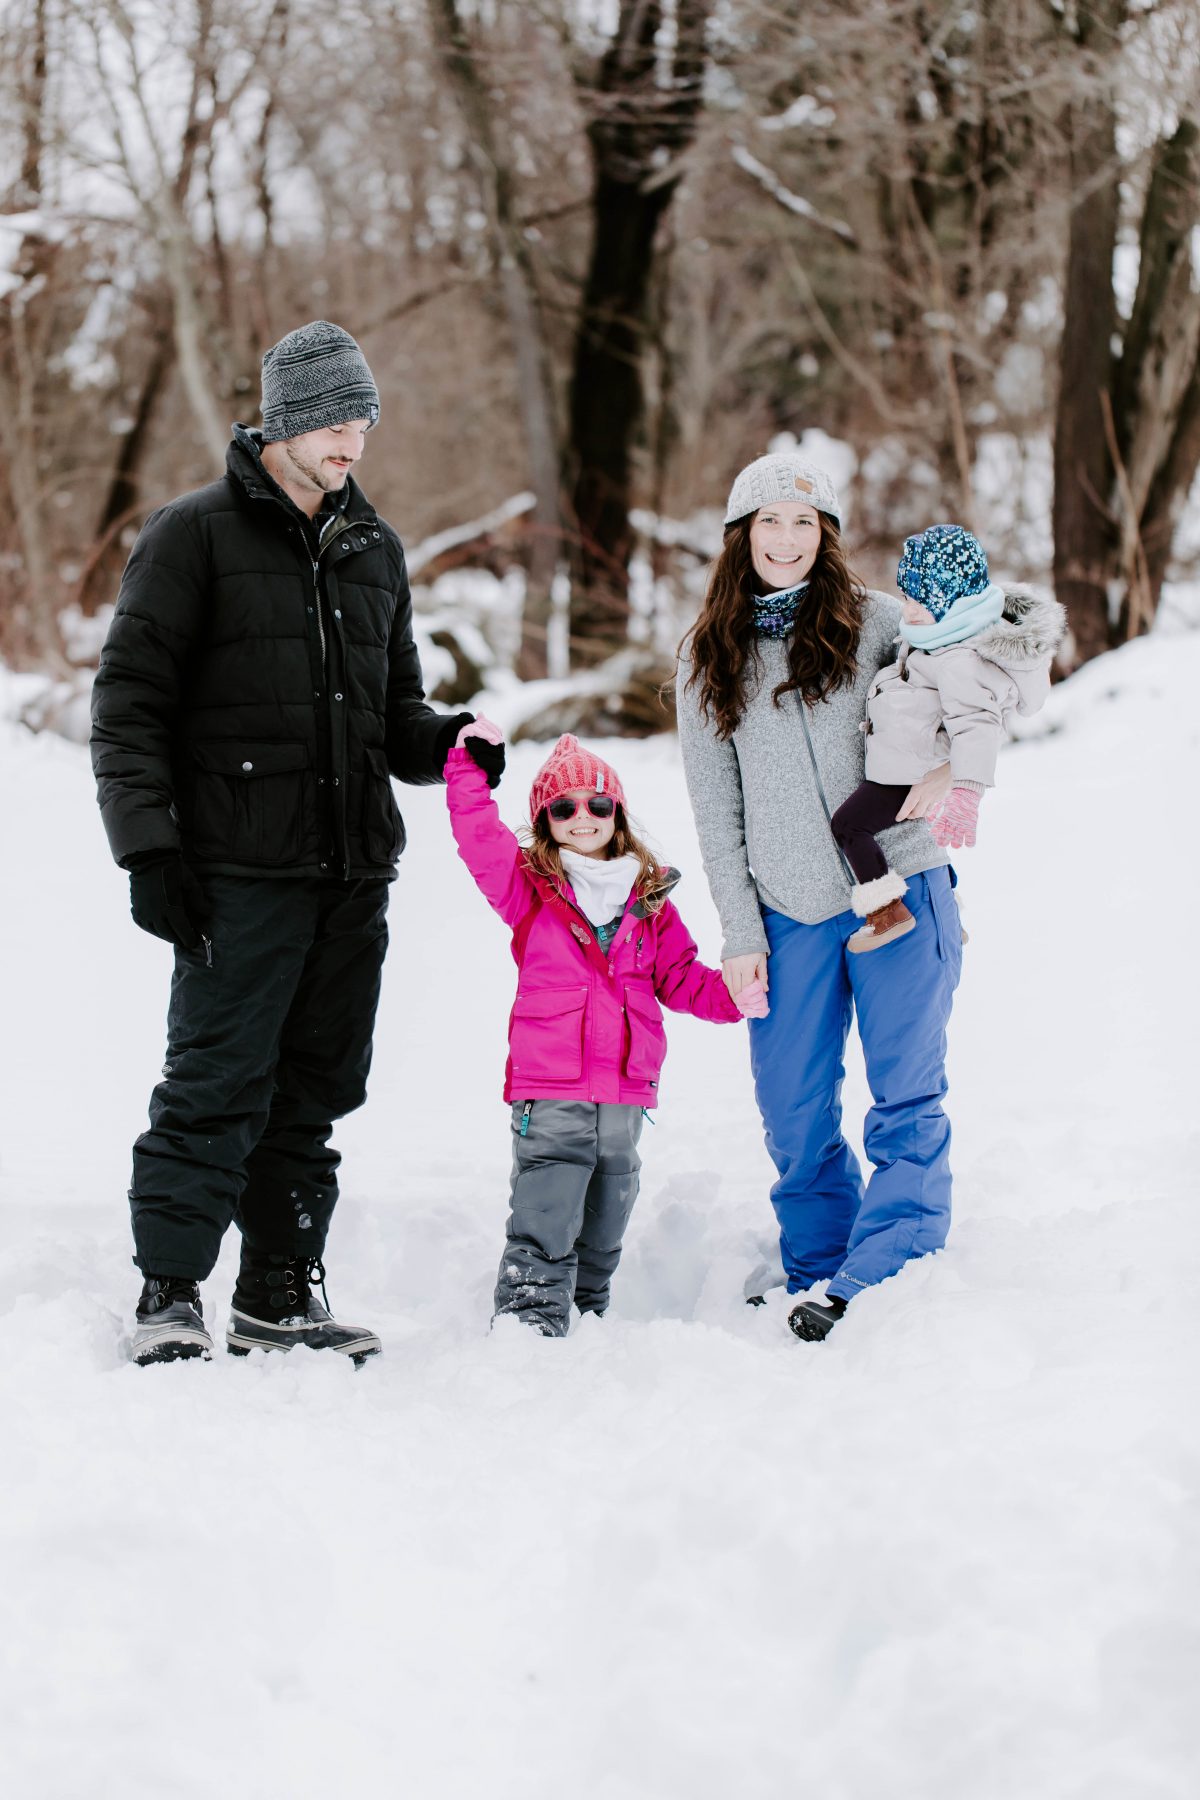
[748,867,962,1302]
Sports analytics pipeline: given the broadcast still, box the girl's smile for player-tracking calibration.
[546,788,617,858]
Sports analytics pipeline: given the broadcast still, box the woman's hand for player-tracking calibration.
[723,951,769,1001]
[896,761,952,821]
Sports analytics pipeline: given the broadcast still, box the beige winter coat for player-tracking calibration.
[863,586,1066,788]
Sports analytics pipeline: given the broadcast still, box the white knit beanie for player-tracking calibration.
[724,453,842,529]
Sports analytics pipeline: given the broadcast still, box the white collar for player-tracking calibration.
[560,850,641,926]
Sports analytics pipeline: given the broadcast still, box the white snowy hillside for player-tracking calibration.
[1,630,1197,1800]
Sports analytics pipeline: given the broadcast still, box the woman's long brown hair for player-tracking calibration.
[521,806,671,915]
[683,513,868,739]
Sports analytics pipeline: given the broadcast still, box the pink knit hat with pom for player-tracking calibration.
[529,735,626,820]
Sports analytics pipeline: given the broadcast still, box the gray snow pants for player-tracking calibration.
[494,1100,644,1336]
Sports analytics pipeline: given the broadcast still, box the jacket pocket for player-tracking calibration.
[360,747,405,863]
[511,986,587,1083]
[623,983,666,1082]
[189,742,309,865]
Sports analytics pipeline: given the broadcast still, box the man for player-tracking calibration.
[91,320,503,1366]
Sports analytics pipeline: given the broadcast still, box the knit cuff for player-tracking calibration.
[954,780,987,794]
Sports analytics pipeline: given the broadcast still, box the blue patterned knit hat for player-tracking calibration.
[897,524,989,622]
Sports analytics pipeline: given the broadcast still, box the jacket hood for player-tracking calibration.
[971,586,1067,671]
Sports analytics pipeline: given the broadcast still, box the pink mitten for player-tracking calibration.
[734,977,770,1019]
[929,786,980,849]
[456,713,504,749]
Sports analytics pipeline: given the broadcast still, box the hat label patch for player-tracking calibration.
[794,475,813,493]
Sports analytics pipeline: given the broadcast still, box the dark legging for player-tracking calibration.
[831,780,914,883]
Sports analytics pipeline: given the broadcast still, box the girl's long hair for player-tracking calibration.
[521,805,671,915]
[682,512,868,739]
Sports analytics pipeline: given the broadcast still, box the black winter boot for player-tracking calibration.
[788,1294,848,1341]
[132,1276,214,1365]
[226,1248,381,1365]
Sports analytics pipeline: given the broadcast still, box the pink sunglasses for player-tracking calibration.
[546,795,616,821]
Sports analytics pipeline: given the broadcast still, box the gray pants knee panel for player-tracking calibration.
[495,1101,643,1331]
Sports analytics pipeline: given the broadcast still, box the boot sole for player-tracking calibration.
[226,1321,382,1367]
[847,917,917,954]
[132,1329,213,1366]
[788,1303,839,1342]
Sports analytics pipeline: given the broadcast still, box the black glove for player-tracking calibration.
[432,711,476,777]
[462,733,506,789]
[128,854,208,951]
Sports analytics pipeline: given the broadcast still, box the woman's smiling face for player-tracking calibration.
[749,502,822,590]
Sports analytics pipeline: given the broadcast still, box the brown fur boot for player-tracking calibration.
[846,869,916,953]
[848,896,917,953]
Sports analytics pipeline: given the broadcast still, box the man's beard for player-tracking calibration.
[283,443,347,492]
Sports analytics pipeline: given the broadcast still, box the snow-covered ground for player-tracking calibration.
[1,634,1197,1800]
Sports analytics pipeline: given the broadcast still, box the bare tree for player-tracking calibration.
[426,0,565,680]
[565,0,714,663]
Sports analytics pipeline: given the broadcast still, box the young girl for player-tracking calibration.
[446,724,757,1336]
[830,523,1066,951]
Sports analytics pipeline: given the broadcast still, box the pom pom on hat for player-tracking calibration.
[724,453,842,528]
[897,524,990,622]
[529,735,626,820]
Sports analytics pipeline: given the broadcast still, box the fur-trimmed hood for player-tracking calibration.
[972,585,1067,672]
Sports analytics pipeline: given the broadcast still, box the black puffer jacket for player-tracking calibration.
[91,429,469,879]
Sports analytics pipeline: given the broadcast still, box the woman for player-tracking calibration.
[676,453,962,1340]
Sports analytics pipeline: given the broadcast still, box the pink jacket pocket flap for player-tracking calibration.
[511,985,588,1083]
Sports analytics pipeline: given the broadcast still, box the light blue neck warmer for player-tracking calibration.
[900,582,1006,650]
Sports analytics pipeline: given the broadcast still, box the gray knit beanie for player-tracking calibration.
[724,453,842,529]
[259,320,380,444]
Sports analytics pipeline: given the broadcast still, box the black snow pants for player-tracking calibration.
[494,1100,644,1336]
[130,874,389,1279]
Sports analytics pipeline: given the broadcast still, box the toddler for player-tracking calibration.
[831,524,1065,950]
[446,725,760,1335]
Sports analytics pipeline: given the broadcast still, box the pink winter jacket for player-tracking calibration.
[446,747,740,1106]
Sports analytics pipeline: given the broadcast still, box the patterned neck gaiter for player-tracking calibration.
[751,581,808,639]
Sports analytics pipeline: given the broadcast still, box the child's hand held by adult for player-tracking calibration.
[929,786,980,848]
[734,977,769,1018]
[455,714,506,787]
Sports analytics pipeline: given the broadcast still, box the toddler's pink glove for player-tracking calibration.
[929,786,980,849]
[734,978,769,1019]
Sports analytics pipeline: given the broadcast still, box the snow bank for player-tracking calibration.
[0,636,1196,1798]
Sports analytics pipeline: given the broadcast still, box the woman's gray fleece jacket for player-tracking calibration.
[676,594,947,958]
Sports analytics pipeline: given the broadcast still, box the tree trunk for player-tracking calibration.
[566,0,711,665]
[427,0,564,680]
[1110,120,1200,636]
[1052,94,1122,662]
[77,296,177,614]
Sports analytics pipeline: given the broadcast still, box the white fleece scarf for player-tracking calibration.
[560,850,641,926]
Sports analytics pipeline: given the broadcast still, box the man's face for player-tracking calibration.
[280,420,370,495]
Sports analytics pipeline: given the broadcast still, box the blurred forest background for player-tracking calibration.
[2,0,1199,737]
